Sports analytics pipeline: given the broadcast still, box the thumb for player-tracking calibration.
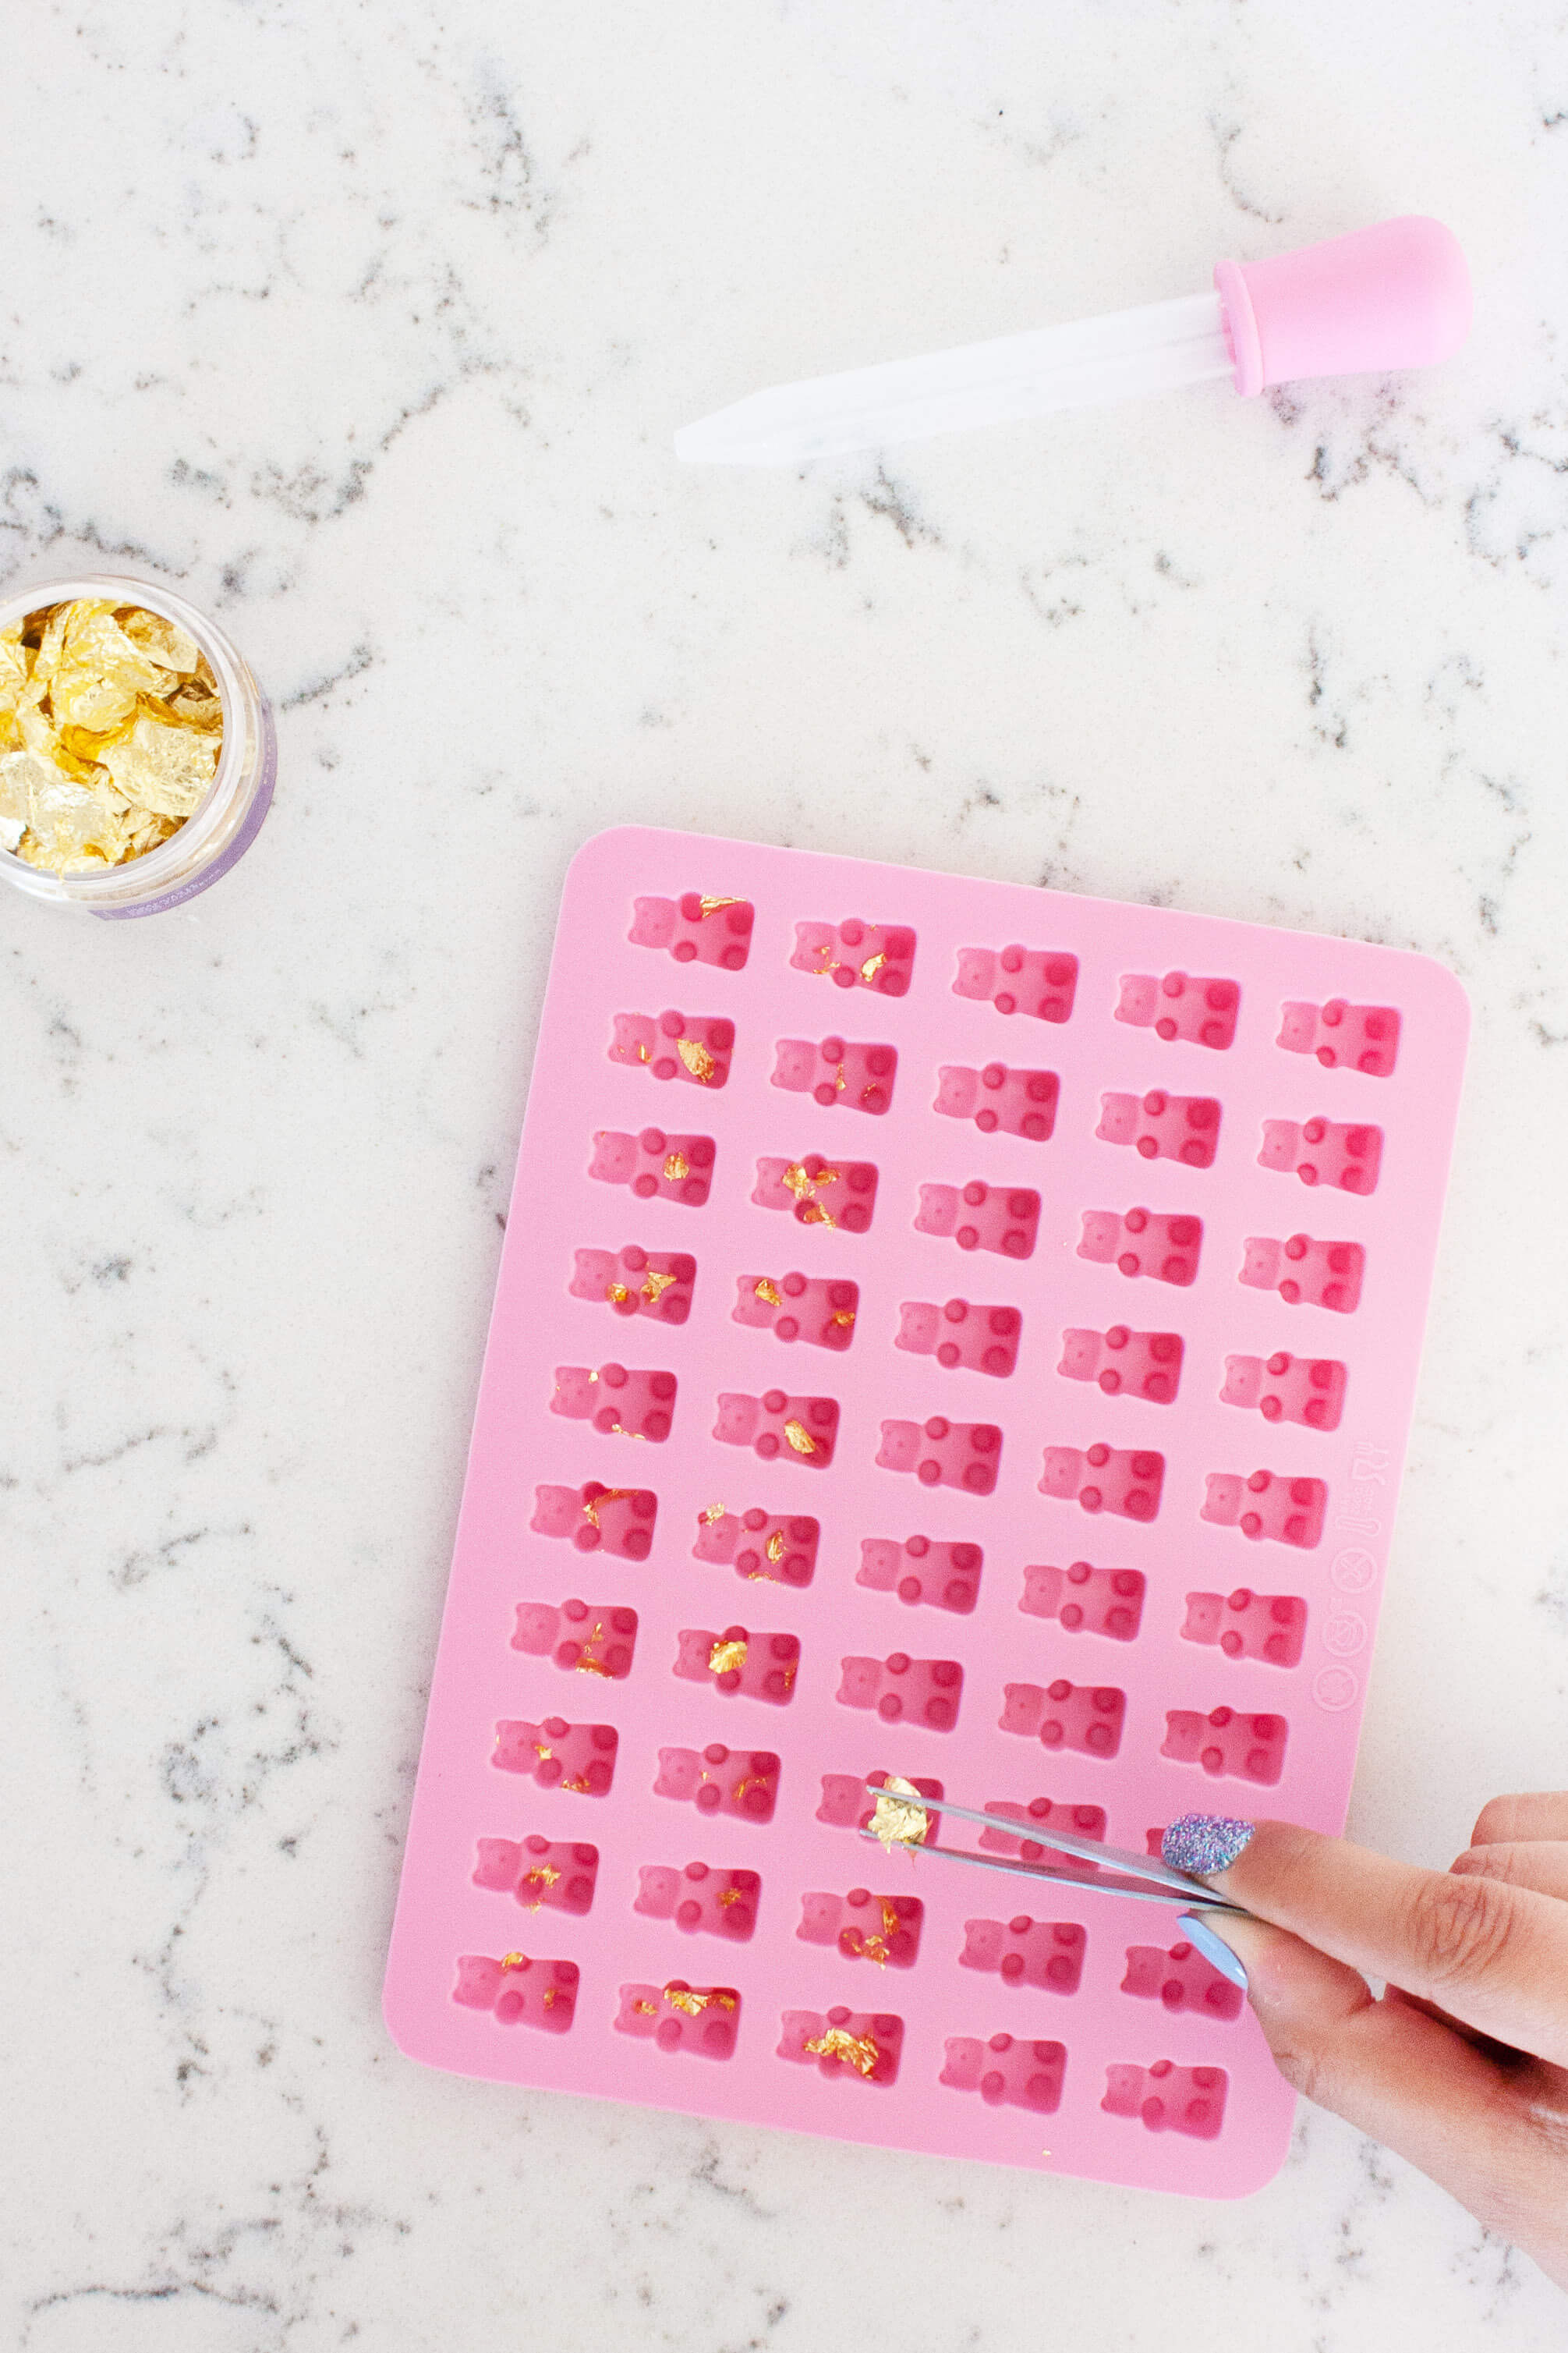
[1195,1908,1530,2224]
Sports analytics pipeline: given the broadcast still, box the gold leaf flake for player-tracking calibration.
[500,1951,526,1971]
[101,711,220,820]
[640,1267,677,1306]
[699,1502,728,1525]
[533,1743,554,1761]
[633,1997,658,2015]
[574,1624,615,1678]
[717,1887,745,1908]
[543,1986,559,2007]
[677,1037,717,1083]
[606,1281,633,1305]
[803,2026,880,2076]
[561,1774,591,1793]
[859,953,886,984]
[783,1419,816,1456]
[834,1064,848,1092]
[753,1277,783,1308]
[765,1529,786,1563]
[580,1487,635,1529]
[698,895,742,917]
[709,1637,748,1674]
[732,1773,772,1807]
[800,1203,835,1228]
[869,1776,932,1853]
[781,1657,798,1692]
[521,1863,562,1908]
[830,1309,855,1327]
[663,1152,690,1182]
[663,1986,707,2015]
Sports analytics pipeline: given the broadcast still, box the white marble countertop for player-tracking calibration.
[4,3,1567,2346]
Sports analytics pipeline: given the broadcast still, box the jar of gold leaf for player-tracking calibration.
[0,573,274,916]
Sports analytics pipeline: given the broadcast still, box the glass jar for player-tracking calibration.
[0,571,275,918]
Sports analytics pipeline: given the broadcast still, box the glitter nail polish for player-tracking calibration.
[1162,1813,1255,1876]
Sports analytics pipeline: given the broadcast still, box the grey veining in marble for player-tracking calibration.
[3,2,1567,2346]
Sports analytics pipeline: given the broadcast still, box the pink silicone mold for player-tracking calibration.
[858,1536,984,1614]
[1021,1563,1146,1643]
[772,1036,897,1114]
[1103,2061,1227,2139]
[1097,1090,1221,1168]
[1221,1351,1346,1430]
[1162,1707,1288,1784]
[1040,1444,1165,1522]
[674,1625,801,1705]
[897,1299,1021,1377]
[1258,1117,1382,1195]
[878,1416,1002,1495]
[1117,972,1240,1051]
[915,1181,1040,1260]
[1278,998,1400,1076]
[629,891,755,969]
[714,1390,839,1468]
[733,1272,858,1350]
[941,2034,1066,2113]
[752,1153,878,1231]
[571,1246,696,1325]
[511,1599,639,1680]
[1121,1939,1246,2022]
[1181,1589,1308,1669]
[552,1363,677,1441]
[1000,1679,1127,1758]
[693,1507,819,1588]
[1202,1470,1326,1548]
[954,944,1078,1024]
[1239,1232,1364,1313]
[609,1010,734,1089]
[791,919,916,995]
[590,1127,714,1206]
[933,1063,1060,1141]
[615,1981,741,2057]
[654,1744,780,1822]
[1059,1327,1183,1405]
[837,1653,964,1731]
[473,1836,600,1916]
[531,1481,658,1558]
[961,1915,1087,1994]
[798,1888,924,1968]
[635,1863,761,1940]
[1079,1208,1202,1288]
[388,824,1470,2203]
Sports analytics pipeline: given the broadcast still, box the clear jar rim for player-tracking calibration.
[0,571,258,906]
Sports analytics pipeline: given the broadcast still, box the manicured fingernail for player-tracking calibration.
[1178,1911,1249,1992]
[1162,1813,1256,1876]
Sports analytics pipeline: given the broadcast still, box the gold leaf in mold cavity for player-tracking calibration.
[580,1487,635,1529]
[633,1997,658,2015]
[640,1267,677,1306]
[783,1419,816,1456]
[606,1281,632,1305]
[858,952,886,984]
[708,1637,748,1675]
[561,1773,591,1793]
[575,1628,614,1677]
[521,1863,562,1907]
[803,2026,880,2076]
[500,1951,526,1970]
[663,1986,706,2015]
[533,1744,554,1762]
[717,1887,745,1908]
[765,1529,786,1563]
[781,1656,797,1692]
[753,1277,783,1308]
[700,1501,727,1524]
[698,895,742,917]
[799,1203,835,1228]
[869,1776,931,1853]
[834,1064,848,1092]
[830,1309,855,1328]
[543,1986,559,2007]
[663,1151,690,1182]
[732,1771,772,1808]
[677,1036,717,1083]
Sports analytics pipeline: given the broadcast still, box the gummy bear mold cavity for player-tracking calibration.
[1121,1939,1245,2022]
[1097,1090,1221,1168]
[1040,1444,1164,1522]
[752,1154,878,1231]
[1079,1209,1201,1288]
[941,2033,1066,2112]
[954,944,1078,1024]
[837,1653,964,1731]
[694,1507,819,1588]
[791,918,916,994]
[1116,971,1239,1050]
[1202,1470,1326,1548]
[610,1010,734,1088]
[1277,998,1400,1076]
[713,1391,838,1468]
[552,1363,677,1441]
[897,1299,1021,1377]
[1239,1233,1363,1313]
[615,1981,741,2057]
[1181,1588,1307,1668]
[629,891,755,969]
[1162,1707,1288,1784]
[635,1863,761,1940]
[797,1888,924,1968]
[1258,1117,1382,1195]
[772,1036,897,1114]
[590,1127,714,1206]
[473,1837,600,1916]
[778,2006,903,2085]
[531,1480,658,1558]
[732,1271,858,1350]
[961,1915,1086,1994]
[858,1536,983,1614]
[1000,1679,1126,1758]
[654,1744,780,1822]
[674,1625,801,1705]
[1021,1562,1145,1642]
[1221,1351,1345,1431]
[571,1246,696,1325]
[879,1416,1001,1495]
[1103,2060,1227,2139]
[511,1599,639,1679]
[493,1718,618,1795]
[933,1063,1059,1141]
[1058,1327,1182,1405]
[454,1952,579,2032]
[915,1181,1039,1259]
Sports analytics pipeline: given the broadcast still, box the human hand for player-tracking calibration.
[1163,1795,1568,2290]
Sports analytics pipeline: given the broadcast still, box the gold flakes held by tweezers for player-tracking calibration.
[804,2026,880,2076]
[783,1419,816,1456]
[500,1951,526,1971]
[869,1776,932,1853]
[641,1267,677,1306]
[753,1277,783,1308]
[708,1637,748,1675]
[765,1529,786,1562]
[664,1152,690,1182]
[677,1037,717,1083]
[859,952,886,984]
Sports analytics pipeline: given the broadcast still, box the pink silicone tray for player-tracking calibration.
[384,825,1469,2197]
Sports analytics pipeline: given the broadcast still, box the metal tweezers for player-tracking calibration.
[858,1781,1254,1920]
